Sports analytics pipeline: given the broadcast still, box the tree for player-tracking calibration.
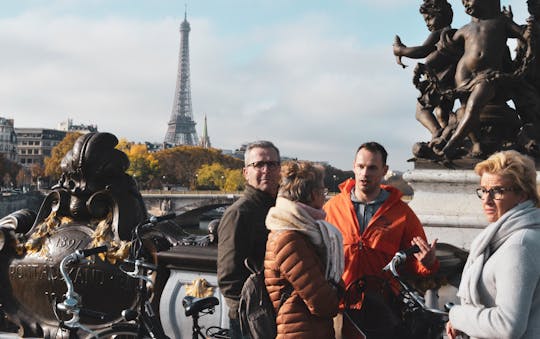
[196,163,227,190]
[16,168,28,188]
[0,154,21,189]
[43,132,82,180]
[223,168,245,192]
[195,164,245,192]
[3,173,12,187]
[118,142,160,189]
[153,146,243,189]
[30,163,44,187]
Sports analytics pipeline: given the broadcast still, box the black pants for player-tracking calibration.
[346,292,400,339]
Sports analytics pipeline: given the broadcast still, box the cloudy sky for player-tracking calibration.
[0,0,530,170]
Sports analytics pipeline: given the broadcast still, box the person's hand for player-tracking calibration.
[411,236,437,269]
[446,321,458,339]
[393,35,406,56]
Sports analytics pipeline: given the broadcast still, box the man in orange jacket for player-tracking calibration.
[324,141,438,339]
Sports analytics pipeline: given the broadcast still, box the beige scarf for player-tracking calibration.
[266,197,344,284]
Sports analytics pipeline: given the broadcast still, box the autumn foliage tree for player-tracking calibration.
[43,132,82,181]
[195,163,244,191]
[116,139,160,189]
[153,146,243,189]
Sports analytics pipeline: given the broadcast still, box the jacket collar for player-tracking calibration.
[338,178,403,205]
[244,184,277,207]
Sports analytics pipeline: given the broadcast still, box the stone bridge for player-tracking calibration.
[141,191,242,226]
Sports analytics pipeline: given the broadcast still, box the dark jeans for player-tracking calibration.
[229,317,252,339]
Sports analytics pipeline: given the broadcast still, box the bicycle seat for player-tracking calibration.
[182,295,219,316]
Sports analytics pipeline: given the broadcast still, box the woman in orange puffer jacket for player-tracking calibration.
[264,161,344,338]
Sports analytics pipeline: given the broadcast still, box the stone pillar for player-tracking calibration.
[403,169,485,250]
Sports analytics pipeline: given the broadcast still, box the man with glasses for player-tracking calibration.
[217,140,281,339]
[324,141,439,338]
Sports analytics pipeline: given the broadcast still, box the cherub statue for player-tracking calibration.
[393,0,457,141]
[433,0,533,158]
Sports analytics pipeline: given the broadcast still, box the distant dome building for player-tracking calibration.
[0,117,17,161]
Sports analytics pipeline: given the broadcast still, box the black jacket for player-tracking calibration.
[217,184,276,319]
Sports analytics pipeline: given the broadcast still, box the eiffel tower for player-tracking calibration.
[164,10,198,146]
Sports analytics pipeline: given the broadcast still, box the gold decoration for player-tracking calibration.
[24,212,63,255]
[89,213,131,263]
[185,278,214,298]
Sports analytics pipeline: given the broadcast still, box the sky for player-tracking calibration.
[0,0,531,171]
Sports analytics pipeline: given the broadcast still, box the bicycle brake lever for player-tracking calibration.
[76,323,99,339]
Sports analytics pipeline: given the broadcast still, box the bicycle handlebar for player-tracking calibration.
[57,245,109,338]
[382,245,448,316]
[148,213,176,224]
[382,244,420,276]
[76,245,108,258]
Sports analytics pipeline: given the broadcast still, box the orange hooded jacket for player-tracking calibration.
[323,179,439,310]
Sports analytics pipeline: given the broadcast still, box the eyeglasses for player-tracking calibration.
[315,187,328,197]
[475,187,517,200]
[246,160,281,170]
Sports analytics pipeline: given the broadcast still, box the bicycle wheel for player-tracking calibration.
[91,323,139,338]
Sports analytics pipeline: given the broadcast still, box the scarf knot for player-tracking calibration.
[266,197,344,284]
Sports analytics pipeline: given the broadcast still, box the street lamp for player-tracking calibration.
[332,174,338,192]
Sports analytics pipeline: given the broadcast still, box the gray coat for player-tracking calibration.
[449,226,540,338]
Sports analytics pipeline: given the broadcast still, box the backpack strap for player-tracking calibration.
[244,257,259,275]
[244,257,294,312]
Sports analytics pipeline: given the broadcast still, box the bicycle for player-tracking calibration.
[54,245,112,338]
[382,245,451,339]
[97,213,178,339]
[54,213,177,338]
[343,245,452,339]
[181,295,229,339]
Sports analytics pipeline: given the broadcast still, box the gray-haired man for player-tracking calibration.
[217,141,281,339]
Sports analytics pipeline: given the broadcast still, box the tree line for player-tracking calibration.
[0,132,353,192]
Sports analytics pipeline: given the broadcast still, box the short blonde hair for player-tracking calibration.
[474,150,539,206]
[279,161,325,204]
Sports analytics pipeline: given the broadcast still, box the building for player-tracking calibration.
[164,11,199,146]
[58,118,98,134]
[15,128,66,167]
[0,118,17,161]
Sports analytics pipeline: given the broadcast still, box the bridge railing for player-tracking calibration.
[140,190,244,195]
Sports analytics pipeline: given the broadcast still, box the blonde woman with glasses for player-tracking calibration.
[447,150,540,339]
